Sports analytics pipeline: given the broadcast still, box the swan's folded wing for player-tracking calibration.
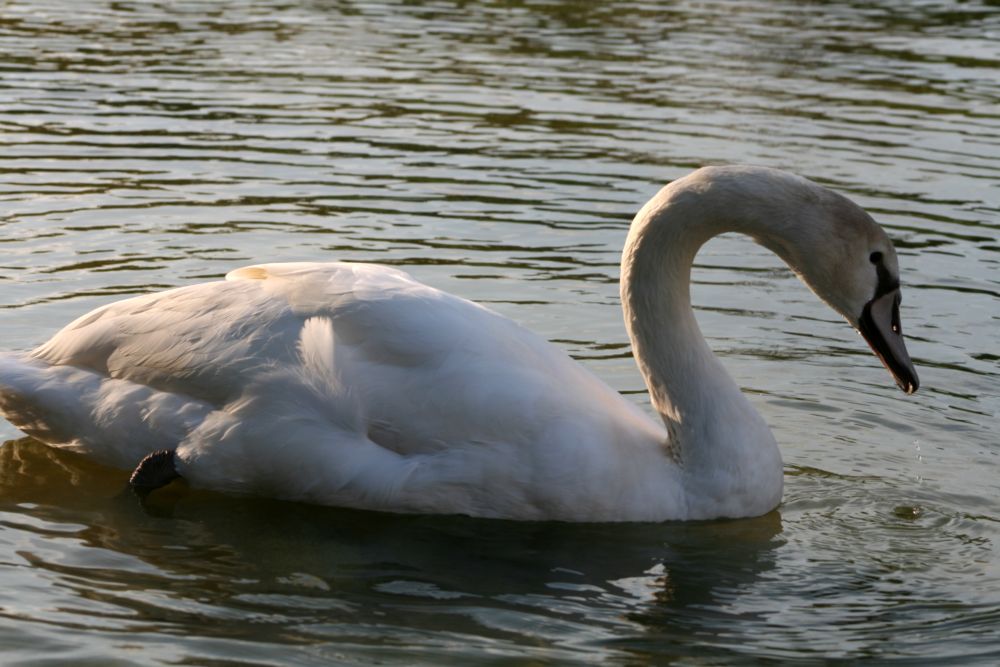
[27,262,470,407]
[31,278,291,405]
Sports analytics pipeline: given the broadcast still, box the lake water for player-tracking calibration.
[1,0,998,663]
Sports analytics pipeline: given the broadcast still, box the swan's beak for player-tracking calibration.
[857,288,919,394]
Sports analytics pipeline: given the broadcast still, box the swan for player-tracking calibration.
[0,166,919,521]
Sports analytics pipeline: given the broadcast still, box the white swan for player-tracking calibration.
[0,166,918,521]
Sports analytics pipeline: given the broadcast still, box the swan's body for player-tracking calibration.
[0,167,918,521]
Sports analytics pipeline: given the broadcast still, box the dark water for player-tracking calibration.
[1,0,998,663]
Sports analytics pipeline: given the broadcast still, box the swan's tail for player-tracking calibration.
[0,354,83,447]
[1,327,411,509]
[0,353,212,469]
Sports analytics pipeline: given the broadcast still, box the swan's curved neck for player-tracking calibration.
[621,186,741,429]
[621,173,786,516]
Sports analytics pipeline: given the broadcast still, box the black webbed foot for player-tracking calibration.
[129,449,180,495]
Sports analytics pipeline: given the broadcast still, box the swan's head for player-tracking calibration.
[730,168,920,394]
[632,166,920,395]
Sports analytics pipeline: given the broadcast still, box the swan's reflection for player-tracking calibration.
[0,437,783,658]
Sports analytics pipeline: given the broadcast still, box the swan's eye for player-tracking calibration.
[869,251,883,264]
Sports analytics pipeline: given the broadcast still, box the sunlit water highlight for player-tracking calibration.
[0,0,998,663]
